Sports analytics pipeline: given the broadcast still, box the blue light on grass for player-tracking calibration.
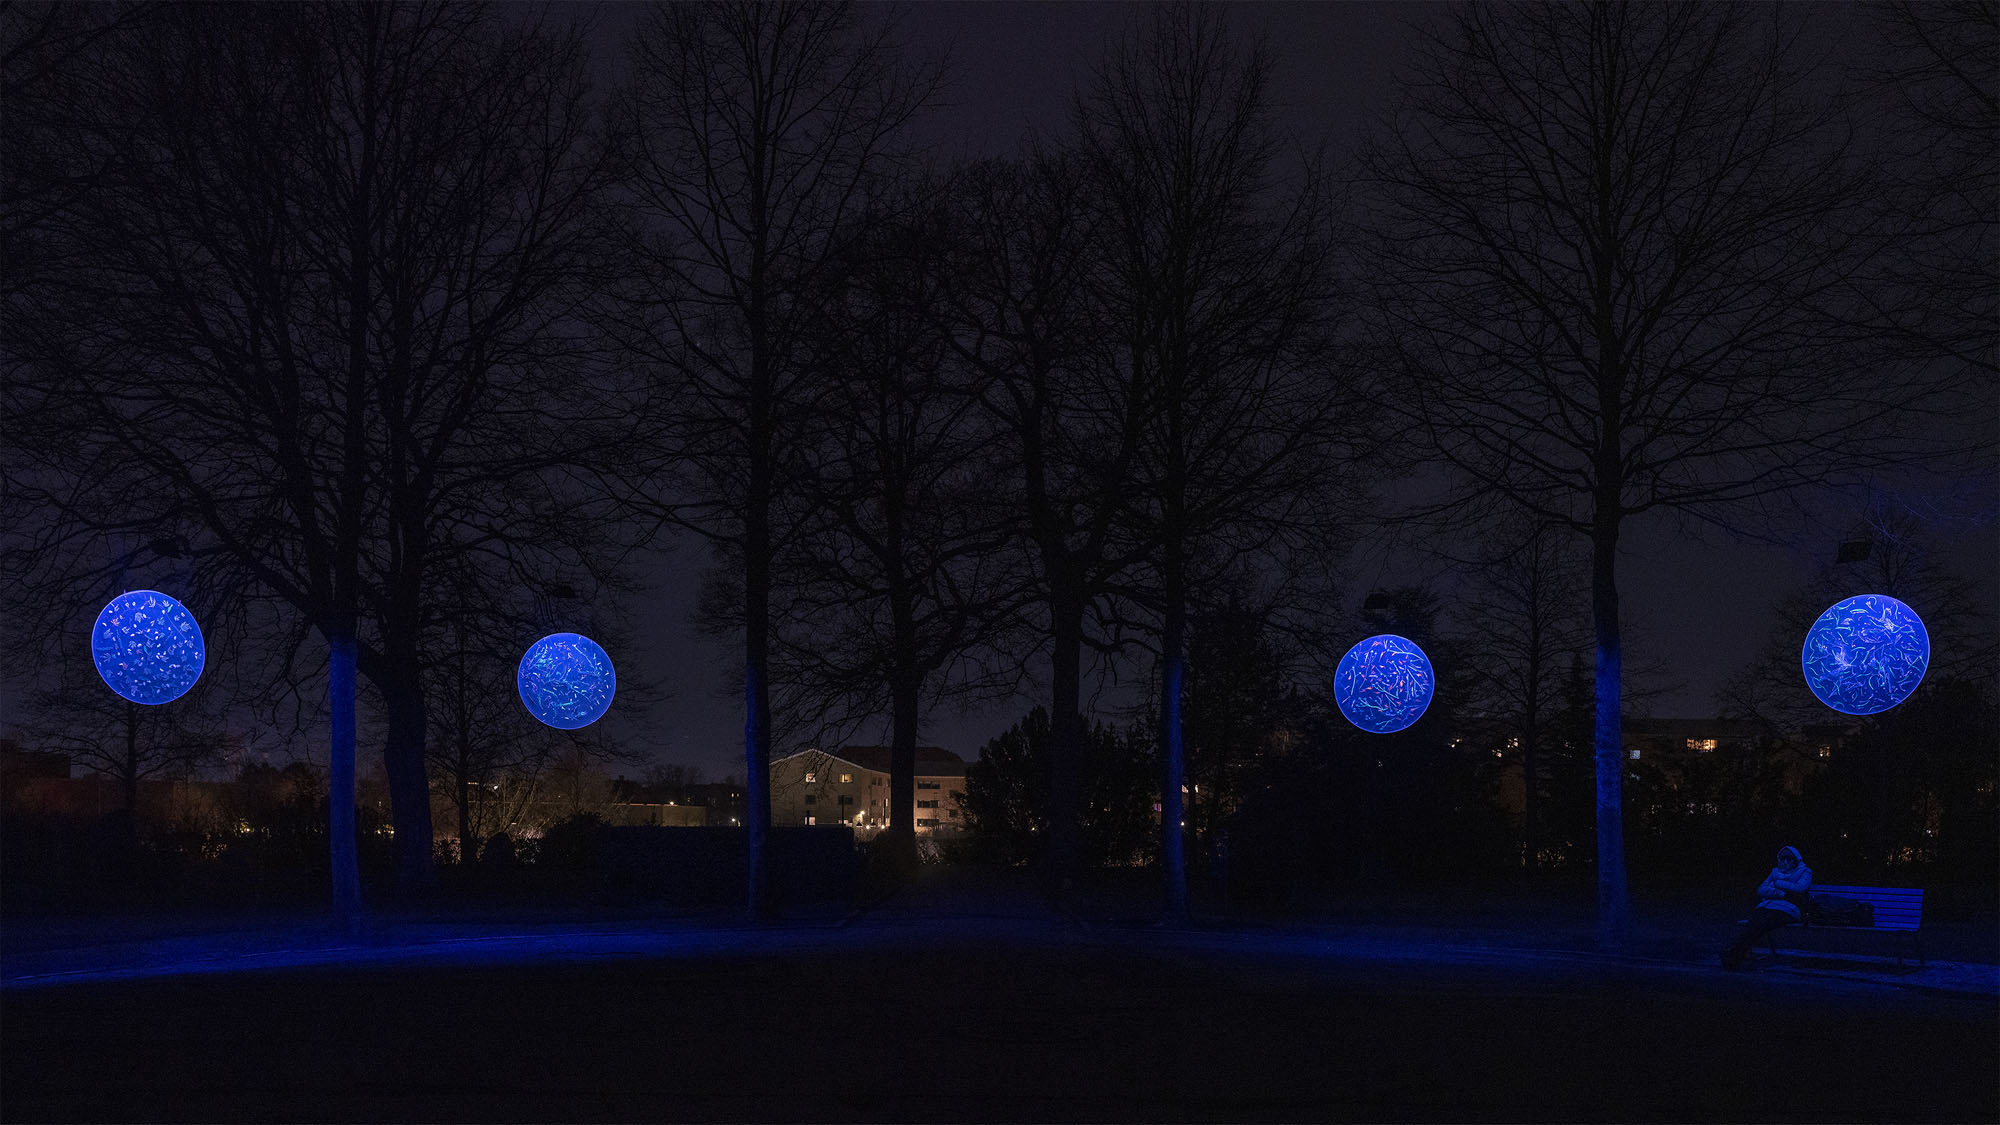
[1334,634,1434,734]
[517,632,615,729]
[92,590,205,705]
[1801,594,1928,715]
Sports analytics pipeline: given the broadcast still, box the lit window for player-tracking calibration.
[1628,748,1641,760]
[804,771,816,783]
[839,773,852,784]
[804,815,815,825]
[1817,744,1832,760]
[1684,738,1717,752]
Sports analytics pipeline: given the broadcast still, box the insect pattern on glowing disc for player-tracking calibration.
[91,590,206,705]
[1334,633,1435,734]
[517,632,616,729]
[1801,594,1928,716]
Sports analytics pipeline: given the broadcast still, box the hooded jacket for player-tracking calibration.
[1756,845,1813,918]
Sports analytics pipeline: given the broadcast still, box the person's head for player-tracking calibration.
[1776,845,1802,871]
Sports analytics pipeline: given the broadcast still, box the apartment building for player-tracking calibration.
[769,745,967,834]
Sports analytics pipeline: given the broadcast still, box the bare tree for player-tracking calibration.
[1454,521,1591,869]
[935,153,1146,884]
[1362,4,1961,941]
[5,3,617,909]
[1075,3,1345,918]
[770,191,1017,861]
[25,671,225,821]
[609,0,940,918]
[1862,1,1999,377]
[0,1,156,300]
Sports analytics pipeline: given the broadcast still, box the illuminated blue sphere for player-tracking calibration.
[1801,594,1929,715]
[1334,633,1435,734]
[517,632,615,729]
[91,590,205,705]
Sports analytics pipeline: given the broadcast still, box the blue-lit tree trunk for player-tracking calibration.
[328,631,362,920]
[1589,519,1627,939]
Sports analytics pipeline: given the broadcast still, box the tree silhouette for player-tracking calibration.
[1362,4,1962,941]
[610,0,940,918]
[1862,1,1999,378]
[1075,2,1344,919]
[771,192,1016,862]
[5,3,616,908]
[1453,521,1591,868]
[935,153,1144,884]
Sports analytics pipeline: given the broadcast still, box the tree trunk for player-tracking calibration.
[123,700,140,817]
[887,591,919,865]
[1046,580,1086,885]
[457,751,474,866]
[1590,522,1629,944]
[380,672,434,892]
[885,474,918,864]
[1159,542,1189,924]
[1523,614,1542,871]
[328,629,362,921]
[744,424,774,921]
[889,663,919,863]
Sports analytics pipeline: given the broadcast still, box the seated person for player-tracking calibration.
[1721,845,1811,969]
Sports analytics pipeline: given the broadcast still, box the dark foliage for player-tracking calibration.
[959,708,1156,869]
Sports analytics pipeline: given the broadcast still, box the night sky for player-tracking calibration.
[2,3,1989,781]
[602,1,1996,781]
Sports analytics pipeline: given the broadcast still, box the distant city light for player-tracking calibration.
[517,632,616,729]
[1334,634,1434,734]
[91,590,205,705]
[1801,594,1928,715]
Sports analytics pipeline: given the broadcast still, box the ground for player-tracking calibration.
[3,867,1995,1122]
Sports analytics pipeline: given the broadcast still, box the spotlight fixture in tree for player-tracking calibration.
[1801,595,1929,715]
[91,590,204,705]
[1334,634,1435,734]
[516,633,616,730]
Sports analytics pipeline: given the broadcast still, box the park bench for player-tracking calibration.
[1764,884,1925,969]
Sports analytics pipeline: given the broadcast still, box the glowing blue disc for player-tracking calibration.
[1334,633,1434,734]
[91,590,205,705]
[517,632,615,729]
[1801,594,1928,715]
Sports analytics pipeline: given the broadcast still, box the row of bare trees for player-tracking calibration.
[5,2,1989,937]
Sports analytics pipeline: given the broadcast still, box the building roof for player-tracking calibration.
[775,745,967,779]
[1621,718,1770,744]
